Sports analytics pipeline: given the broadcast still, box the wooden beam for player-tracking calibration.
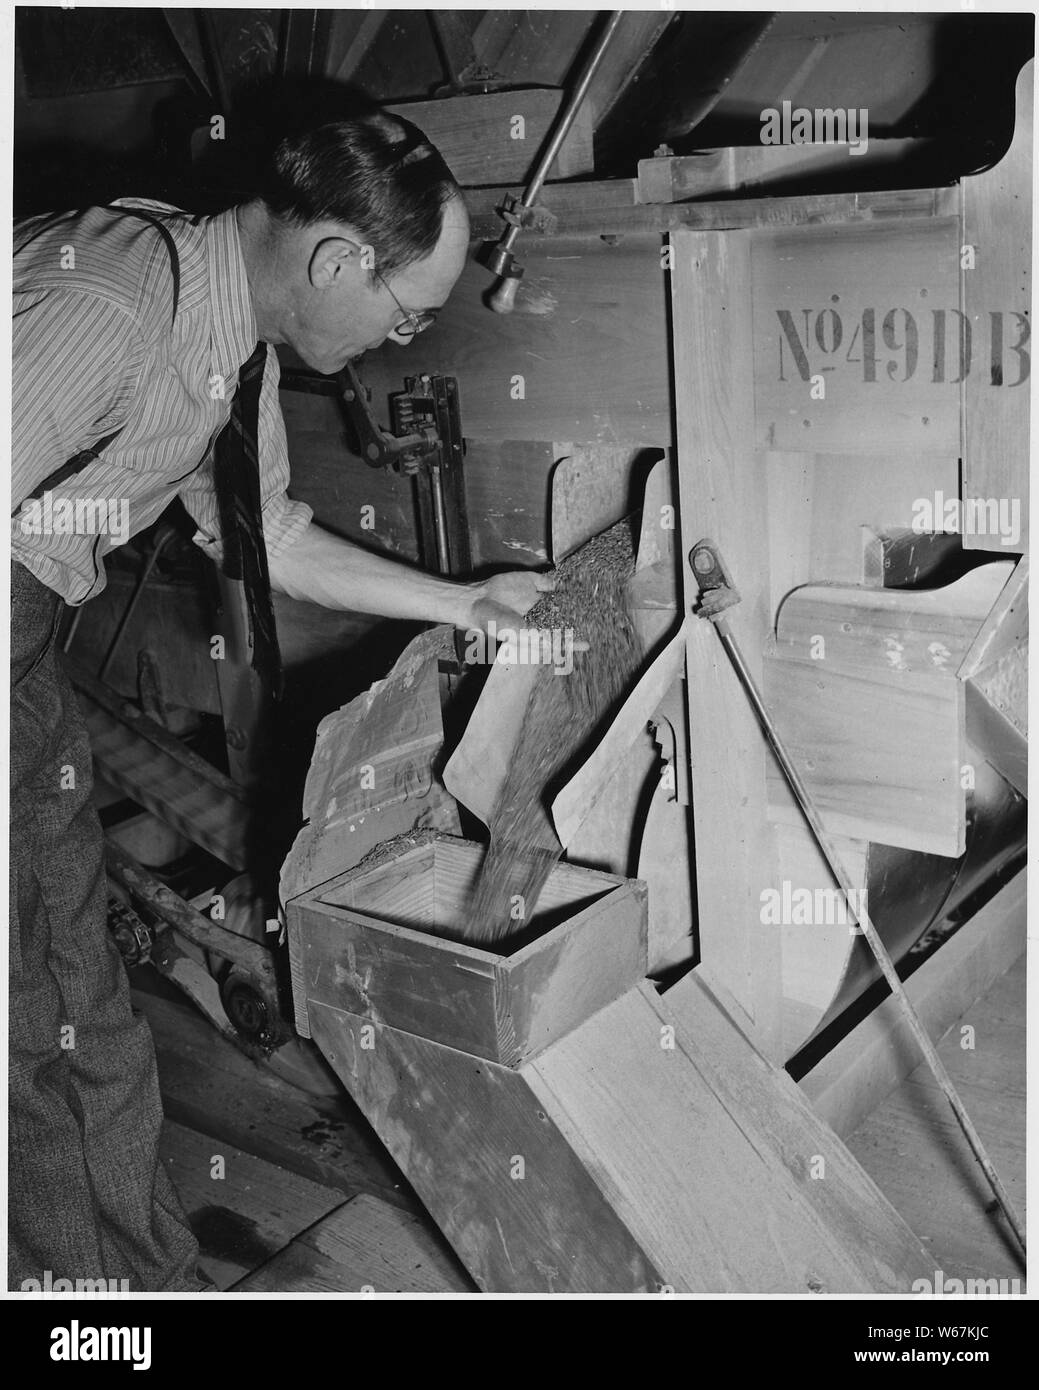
[965,679,1028,797]
[465,182,960,241]
[671,228,782,1054]
[800,870,1026,1138]
[958,555,1028,679]
[386,88,594,186]
[961,60,1032,553]
[528,978,932,1292]
[637,139,933,203]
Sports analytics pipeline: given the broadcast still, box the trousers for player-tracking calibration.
[8,561,199,1290]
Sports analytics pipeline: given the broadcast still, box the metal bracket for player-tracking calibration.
[500,195,559,236]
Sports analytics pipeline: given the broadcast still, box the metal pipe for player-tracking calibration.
[428,467,451,574]
[487,10,624,313]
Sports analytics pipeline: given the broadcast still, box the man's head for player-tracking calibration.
[240,112,469,373]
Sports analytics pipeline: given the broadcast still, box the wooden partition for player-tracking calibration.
[671,62,1030,1064]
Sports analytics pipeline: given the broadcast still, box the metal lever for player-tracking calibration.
[340,362,436,468]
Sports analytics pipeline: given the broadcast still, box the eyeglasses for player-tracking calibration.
[375,270,438,340]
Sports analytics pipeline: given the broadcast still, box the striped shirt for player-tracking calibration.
[12,198,312,604]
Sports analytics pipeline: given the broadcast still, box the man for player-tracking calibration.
[10,110,549,1290]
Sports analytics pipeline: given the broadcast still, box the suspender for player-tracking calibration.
[12,205,182,517]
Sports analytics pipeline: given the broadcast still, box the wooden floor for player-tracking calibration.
[139,949,1026,1294]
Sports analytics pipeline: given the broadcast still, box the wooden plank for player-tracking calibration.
[278,628,462,990]
[293,898,500,1062]
[637,778,695,976]
[385,89,594,185]
[74,675,251,871]
[800,870,1026,1138]
[464,182,960,242]
[504,880,647,1064]
[307,999,664,1292]
[637,139,931,203]
[958,555,1028,679]
[471,9,590,88]
[961,60,1032,553]
[134,985,412,1209]
[528,979,932,1293]
[670,228,782,1055]
[752,217,961,455]
[846,954,1025,1281]
[159,1120,343,1290]
[233,1193,473,1293]
[773,564,1013,676]
[965,678,1028,797]
[764,652,965,857]
[552,619,687,848]
[549,444,650,562]
[328,10,384,83]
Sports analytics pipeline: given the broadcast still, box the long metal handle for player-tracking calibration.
[710,609,1026,1259]
[522,10,624,211]
[488,10,624,312]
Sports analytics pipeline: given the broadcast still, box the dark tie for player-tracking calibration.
[212,342,283,699]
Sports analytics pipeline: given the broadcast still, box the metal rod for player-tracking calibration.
[523,10,623,214]
[710,609,1026,1258]
[98,530,174,683]
[428,466,450,574]
[487,10,624,312]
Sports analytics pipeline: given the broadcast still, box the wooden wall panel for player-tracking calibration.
[753,218,961,455]
[763,655,965,858]
[355,235,671,447]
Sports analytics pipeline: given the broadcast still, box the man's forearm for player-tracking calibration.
[268,520,470,625]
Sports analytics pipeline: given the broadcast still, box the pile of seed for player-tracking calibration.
[461,519,643,945]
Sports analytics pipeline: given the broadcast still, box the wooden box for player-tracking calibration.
[287,835,647,1066]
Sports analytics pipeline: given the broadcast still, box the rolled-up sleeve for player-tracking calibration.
[182,343,312,566]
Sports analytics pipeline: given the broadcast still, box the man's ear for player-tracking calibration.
[308,237,363,290]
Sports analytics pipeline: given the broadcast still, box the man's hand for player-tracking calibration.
[462,569,556,633]
[269,522,561,631]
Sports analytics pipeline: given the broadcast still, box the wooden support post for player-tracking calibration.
[670,229,782,1055]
